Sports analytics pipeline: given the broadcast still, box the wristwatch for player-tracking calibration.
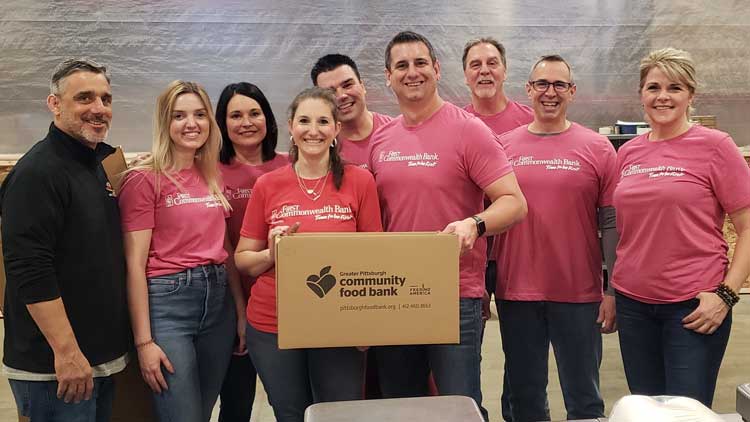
[470,215,486,237]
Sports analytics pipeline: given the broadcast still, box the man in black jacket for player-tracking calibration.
[1,58,130,421]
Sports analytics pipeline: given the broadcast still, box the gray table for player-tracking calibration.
[304,395,484,422]
[568,416,741,422]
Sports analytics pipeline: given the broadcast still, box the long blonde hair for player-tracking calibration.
[130,80,230,210]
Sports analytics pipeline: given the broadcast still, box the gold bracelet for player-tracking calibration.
[135,339,154,349]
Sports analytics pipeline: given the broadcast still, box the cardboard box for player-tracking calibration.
[275,232,459,349]
[102,146,127,194]
[110,352,157,422]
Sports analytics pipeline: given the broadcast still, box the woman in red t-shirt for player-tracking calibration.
[612,48,750,407]
[215,82,289,421]
[119,81,246,422]
[235,87,382,422]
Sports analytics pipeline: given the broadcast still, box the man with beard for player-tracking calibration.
[1,58,130,421]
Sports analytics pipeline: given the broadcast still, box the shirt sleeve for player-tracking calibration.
[597,140,619,208]
[117,170,157,232]
[461,118,513,190]
[218,173,231,219]
[240,176,269,241]
[1,165,66,304]
[355,170,384,232]
[709,135,750,214]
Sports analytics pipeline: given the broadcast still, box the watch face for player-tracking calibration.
[472,215,486,236]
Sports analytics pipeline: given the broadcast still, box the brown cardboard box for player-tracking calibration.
[102,146,127,194]
[110,353,157,422]
[275,232,459,349]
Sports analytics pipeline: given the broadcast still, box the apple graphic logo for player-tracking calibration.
[306,266,337,298]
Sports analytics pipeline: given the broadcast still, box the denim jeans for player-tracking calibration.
[218,352,257,422]
[615,292,732,407]
[9,376,114,422]
[375,298,487,421]
[148,264,235,422]
[246,323,364,422]
[497,300,604,422]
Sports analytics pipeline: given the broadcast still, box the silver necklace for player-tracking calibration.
[295,165,329,201]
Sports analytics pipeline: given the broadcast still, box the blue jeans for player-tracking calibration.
[246,323,364,422]
[148,264,235,422]
[9,377,114,422]
[375,298,487,421]
[615,292,732,407]
[497,300,604,422]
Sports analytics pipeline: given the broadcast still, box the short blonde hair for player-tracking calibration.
[639,48,696,117]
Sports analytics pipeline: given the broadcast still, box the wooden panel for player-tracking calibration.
[0,164,11,315]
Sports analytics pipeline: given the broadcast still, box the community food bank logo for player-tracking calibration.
[306,266,337,298]
[305,267,407,299]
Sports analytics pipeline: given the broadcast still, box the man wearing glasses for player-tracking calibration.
[493,55,618,422]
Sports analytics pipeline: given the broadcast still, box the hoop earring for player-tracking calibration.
[331,138,338,147]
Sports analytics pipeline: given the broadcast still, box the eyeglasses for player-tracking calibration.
[529,80,575,93]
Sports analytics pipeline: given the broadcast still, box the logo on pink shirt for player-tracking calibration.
[164,193,223,208]
[225,187,252,200]
[378,151,439,168]
[512,155,581,172]
[621,164,686,179]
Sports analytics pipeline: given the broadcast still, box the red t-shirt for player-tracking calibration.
[495,123,617,302]
[221,153,290,248]
[368,102,513,298]
[339,112,392,169]
[119,168,229,277]
[464,100,534,136]
[240,164,383,333]
[612,125,750,303]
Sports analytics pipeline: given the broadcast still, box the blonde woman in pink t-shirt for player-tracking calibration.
[612,48,750,407]
[118,81,246,422]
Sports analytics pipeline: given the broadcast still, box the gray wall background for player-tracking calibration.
[1,0,749,153]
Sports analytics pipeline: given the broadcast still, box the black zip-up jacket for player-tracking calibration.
[1,123,131,373]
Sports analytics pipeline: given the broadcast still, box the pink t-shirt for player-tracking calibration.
[494,123,617,302]
[240,164,383,333]
[220,153,290,248]
[119,168,229,278]
[368,102,513,298]
[339,112,392,169]
[612,125,750,303]
[464,100,534,136]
